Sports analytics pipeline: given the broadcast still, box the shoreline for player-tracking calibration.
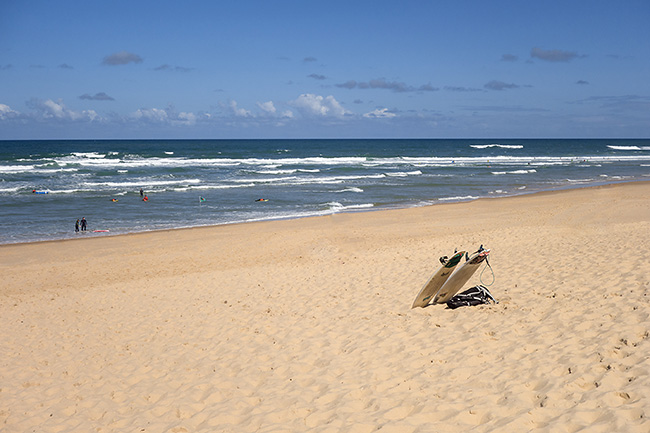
[2,178,648,248]
[2,180,649,432]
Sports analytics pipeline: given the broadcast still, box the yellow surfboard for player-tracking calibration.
[433,248,490,304]
[411,251,465,308]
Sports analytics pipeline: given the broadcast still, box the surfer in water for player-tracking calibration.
[75,219,80,232]
[140,188,144,197]
[81,217,87,231]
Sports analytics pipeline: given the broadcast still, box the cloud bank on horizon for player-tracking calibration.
[1,0,649,139]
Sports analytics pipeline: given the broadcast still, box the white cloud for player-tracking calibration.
[257,101,276,114]
[256,101,294,119]
[0,103,20,119]
[177,111,197,125]
[289,94,349,118]
[27,98,98,121]
[134,107,168,122]
[229,100,252,117]
[363,108,396,119]
[132,106,198,125]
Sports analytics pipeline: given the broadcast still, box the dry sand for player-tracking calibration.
[1,181,649,433]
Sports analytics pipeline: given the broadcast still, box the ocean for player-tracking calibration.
[1,139,649,245]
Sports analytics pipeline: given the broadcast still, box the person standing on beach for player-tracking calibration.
[75,219,79,232]
[81,217,87,231]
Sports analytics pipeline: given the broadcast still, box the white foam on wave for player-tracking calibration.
[41,152,650,172]
[438,195,479,202]
[71,152,106,158]
[0,165,79,174]
[47,189,78,194]
[0,186,21,193]
[86,179,202,188]
[344,203,374,209]
[231,173,385,186]
[325,201,374,211]
[232,176,298,184]
[385,170,422,177]
[565,178,594,183]
[470,144,524,149]
[253,168,320,175]
[255,169,298,175]
[176,183,255,191]
[337,187,364,193]
[491,169,537,175]
[0,165,36,173]
[609,145,650,151]
[55,155,246,169]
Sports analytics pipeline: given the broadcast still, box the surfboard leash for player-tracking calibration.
[479,256,495,287]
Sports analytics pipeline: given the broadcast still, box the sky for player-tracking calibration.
[1,0,649,139]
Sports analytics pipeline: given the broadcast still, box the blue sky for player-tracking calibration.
[1,0,649,139]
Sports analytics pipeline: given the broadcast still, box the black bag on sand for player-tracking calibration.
[446,285,498,309]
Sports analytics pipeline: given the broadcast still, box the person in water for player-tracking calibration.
[140,188,144,197]
[80,217,87,231]
[75,219,80,232]
[143,195,148,202]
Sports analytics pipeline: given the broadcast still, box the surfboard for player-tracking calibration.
[432,248,490,304]
[411,251,465,308]
[92,230,109,233]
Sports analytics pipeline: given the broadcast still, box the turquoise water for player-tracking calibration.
[1,138,649,244]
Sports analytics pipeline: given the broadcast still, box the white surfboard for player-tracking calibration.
[432,248,490,304]
[411,251,466,308]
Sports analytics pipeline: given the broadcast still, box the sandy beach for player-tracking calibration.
[1,181,649,433]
